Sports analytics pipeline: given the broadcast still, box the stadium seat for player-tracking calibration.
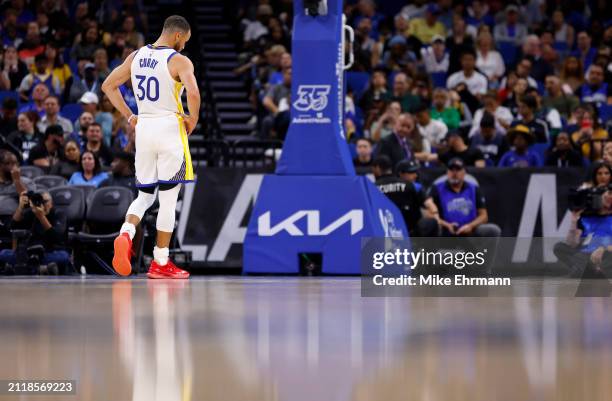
[33,175,68,189]
[72,185,96,204]
[430,72,447,88]
[0,90,19,105]
[20,165,45,179]
[497,42,518,67]
[598,104,612,124]
[346,72,370,102]
[231,138,283,168]
[79,187,134,236]
[552,41,568,57]
[49,185,86,232]
[61,103,83,123]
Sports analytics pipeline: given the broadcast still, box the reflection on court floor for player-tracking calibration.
[0,277,611,401]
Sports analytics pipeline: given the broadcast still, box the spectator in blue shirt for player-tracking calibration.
[68,150,108,187]
[469,112,509,166]
[571,31,597,72]
[498,125,543,167]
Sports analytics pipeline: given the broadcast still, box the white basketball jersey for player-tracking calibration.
[130,45,184,117]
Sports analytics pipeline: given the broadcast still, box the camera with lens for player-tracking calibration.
[303,0,327,16]
[568,185,612,212]
[26,190,45,208]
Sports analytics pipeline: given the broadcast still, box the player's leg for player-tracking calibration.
[146,115,193,279]
[113,119,158,276]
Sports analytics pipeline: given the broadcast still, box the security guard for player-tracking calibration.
[373,156,439,236]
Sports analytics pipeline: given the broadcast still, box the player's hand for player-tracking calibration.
[127,114,138,129]
[456,224,473,236]
[181,114,198,136]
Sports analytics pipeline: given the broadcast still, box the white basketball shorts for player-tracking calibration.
[134,114,194,188]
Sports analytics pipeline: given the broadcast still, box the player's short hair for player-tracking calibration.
[163,15,190,34]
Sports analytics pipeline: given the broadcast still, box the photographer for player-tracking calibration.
[0,190,69,274]
[555,163,612,277]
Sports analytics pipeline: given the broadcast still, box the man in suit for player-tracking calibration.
[374,113,418,170]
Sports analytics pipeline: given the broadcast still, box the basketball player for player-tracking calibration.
[101,15,200,279]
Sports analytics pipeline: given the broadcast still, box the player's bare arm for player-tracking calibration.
[170,54,200,135]
[101,52,138,128]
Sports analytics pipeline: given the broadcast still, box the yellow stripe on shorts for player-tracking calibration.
[177,114,194,180]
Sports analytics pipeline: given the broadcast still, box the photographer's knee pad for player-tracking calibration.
[156,184,181,232]
[126,190,157,220]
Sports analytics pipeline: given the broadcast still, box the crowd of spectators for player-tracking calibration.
[0,0,147,273]
[236,0,611,172]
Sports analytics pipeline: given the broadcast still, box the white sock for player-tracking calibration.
[153,246,169,266]
[120,222,136,240]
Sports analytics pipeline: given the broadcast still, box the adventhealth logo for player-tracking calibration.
[292,85,332,124]
[258,210,364,236]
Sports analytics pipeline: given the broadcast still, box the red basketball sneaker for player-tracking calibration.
[112,232,133,276]
[147,259,190,279]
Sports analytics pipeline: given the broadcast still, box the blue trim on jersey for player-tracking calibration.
[167,51,178,62]
[136,183,158,188]
[158,179,196,184]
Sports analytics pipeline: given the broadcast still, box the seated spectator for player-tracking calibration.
[18,82,49,117]
[407,3,446,45]
[242,4,273,49]
[575,64,612,110]
[0,45,28,91]
[415,103,447,148]
[268,52,291,86]
[524,87,562,138]
[499,58,538,90]
[71,26,101,61]
[412,75,433,106]
[569,107,609,162]
[430,88,460,130]
[520,35,554,83]
[502,77,529,117]
[69,62,102,104]
[560,56,585,94]
[428,158,500,236]
[545,132,584,167]
[83,123,113,167]
[18,54,61,102]
[44,42,72,96]
[420,35,449,76]
[514,95,550,143]
[543,75,580,120]
[6,112,42,161]
[493,5,527,46]
[68,111,94,149]
[475,30,505,84]
[370,101,401,142]
[571,31,597,72]
[49,140,81,179]
[550,9,575,50]
[446,49,488,101]
[68,151,109,187]
[261,67,291,139]
[100,151,137,196]
[0,190,69,274]
[28,125,64,172]
[0,98,19,137]
[469,112,508,166]
[469,91,513,137]
[352,18,375,72]
[93,48,111,83]
[353,138,373,173]
[373,155,438,237]
[122,15,145,49]
[36,95,74,135]
[466,0,494,29]
[359,68,390,113]
[17,21,45,62]
[390,72,420,113]
[74,92,113,146]
[439,131,485,167]
[381,35,416,73]
[498,125,543,167]
[0,150,34,218]
[446,15,475,74]
[375,113,435,168]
